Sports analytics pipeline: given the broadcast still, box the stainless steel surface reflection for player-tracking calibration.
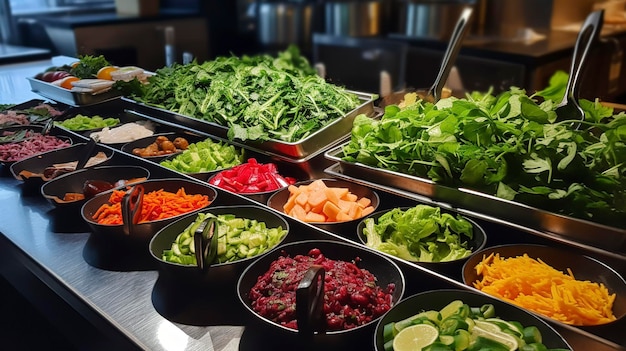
[0,177,242,351]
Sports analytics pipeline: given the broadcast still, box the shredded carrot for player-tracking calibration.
[472,253,616,326]
[92,187,211,225]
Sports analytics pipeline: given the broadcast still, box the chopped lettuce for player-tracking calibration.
[362,205,474,263]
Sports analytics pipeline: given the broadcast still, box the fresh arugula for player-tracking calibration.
[342,75,626,228]
[134,46,360,142]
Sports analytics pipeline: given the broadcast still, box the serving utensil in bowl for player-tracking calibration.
[554,9,604,129]
[380,6,473,107]
[237,239,405,350]
[81,178,218,271]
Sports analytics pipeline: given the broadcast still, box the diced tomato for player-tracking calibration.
[208,158,297,194]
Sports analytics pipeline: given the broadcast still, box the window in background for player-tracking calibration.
[2,0,113,47]
[10,0,113,14]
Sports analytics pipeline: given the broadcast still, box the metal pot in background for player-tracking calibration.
[324,0,385,37]
[256,0,323,50]
[397,0,476,39]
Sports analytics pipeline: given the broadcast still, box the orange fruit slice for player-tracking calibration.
[60,76,80,89]
[97,66,119,80]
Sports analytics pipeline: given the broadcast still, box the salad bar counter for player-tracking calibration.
[1,51,626,351]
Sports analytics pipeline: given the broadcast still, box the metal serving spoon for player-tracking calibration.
[380,6,473,107]
[554,9,604,129]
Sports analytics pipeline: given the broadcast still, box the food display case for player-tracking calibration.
[1,49,626,351]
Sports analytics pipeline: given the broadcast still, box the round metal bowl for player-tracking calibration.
[120,131,205,163]
[462,244,626,327]
[41,165,151,210]
[356,206,487,276]
[237,239,405,348]
[266,178,380,233]
[374,289,572,351]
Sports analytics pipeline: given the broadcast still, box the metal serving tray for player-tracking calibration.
[27,77,121,106]
[324,144,626,258]
[121,90,377,159]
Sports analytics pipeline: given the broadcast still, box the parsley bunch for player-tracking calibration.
[342,73,626,227]
[70,55,111,79]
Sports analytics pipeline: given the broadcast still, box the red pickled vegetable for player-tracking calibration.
[208,158,296,194]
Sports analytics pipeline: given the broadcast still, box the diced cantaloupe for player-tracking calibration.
[282,180,374,223]
[295,191,309,207]
[307,190,327,208]
[357,197,371,208]
[335,212,353,222]
[290,204,307,221]
[322,201,342,221]
[305,211,326,223]
[344,193,358,202]
[283,194,297,213]
[362,206,375,216]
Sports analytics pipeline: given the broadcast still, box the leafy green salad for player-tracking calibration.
[133,46,361,142]
[362,204,475,263]
[342,71,626,228]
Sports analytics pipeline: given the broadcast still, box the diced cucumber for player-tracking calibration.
[383,322,396,343]
[522,326,542,345]
[439,300,464,320]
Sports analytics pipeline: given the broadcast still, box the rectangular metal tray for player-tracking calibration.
[121,90,377,159]
[325,144,626,257]
[27,77,121,106]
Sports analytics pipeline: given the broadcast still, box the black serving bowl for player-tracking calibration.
[266,178,380,234]
[87,120,158,148]
[80,178,217,270]
[53,110,124,137]
[374,289,572,351]
[206,159,300,204]
[462,244,626,327]
[157,139,246,181]
[148,204,290,325]
[0,125,73,166]
[41,164,151,211]
[237,239,405,349]
[149,204,290,285]
[356,205,487,277]
[120,131,205,163]
[10,141,112,190]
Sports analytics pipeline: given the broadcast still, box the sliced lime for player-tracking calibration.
[392,323,439,351]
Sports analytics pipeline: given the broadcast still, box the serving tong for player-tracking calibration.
[554,9,604,130]
[193,217,219,271]
[75,136,100,170]
[121,184,145,236]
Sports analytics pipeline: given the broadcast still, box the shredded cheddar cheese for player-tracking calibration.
[473,252,616,326]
